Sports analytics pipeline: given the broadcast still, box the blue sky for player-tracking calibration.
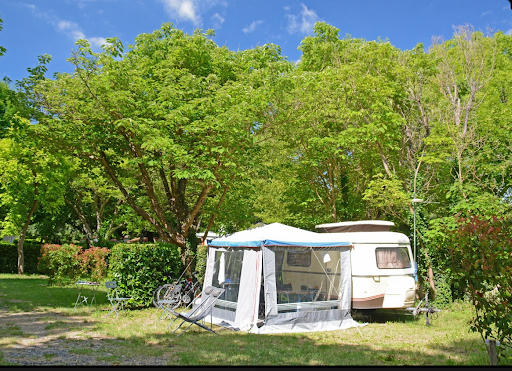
[1,0,511,84]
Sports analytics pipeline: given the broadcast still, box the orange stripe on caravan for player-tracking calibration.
[352,293,385,302]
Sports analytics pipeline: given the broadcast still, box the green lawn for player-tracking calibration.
[0,273,509,366]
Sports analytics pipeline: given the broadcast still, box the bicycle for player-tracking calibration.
[152,271,201,310]
[179,272,201,306]
[152,272,181,309]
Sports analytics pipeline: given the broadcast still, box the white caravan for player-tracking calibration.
[315,220,416,310]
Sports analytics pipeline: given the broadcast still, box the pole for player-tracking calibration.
[413,201,417,266]
[485,339,499,366]
[411,198,423,282]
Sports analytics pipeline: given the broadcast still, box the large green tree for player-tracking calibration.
[263,22,411,230]
[29,24,291,265]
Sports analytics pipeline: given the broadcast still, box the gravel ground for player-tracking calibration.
[0,306,170,366]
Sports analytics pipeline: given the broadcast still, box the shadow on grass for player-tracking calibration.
[352,308,419,324]
[127,324,490,366]
[0,275,502,366]
[0,305,494,366]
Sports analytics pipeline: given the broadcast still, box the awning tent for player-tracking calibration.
[202,223,363,334]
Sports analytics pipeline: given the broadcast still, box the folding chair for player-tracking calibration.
[162,286,212,326]
[169,286,224,336]
[105,281,132,317]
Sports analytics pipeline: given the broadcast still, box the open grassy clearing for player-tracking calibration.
[0,273,509,366]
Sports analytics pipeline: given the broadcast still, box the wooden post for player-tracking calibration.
[485,339,499,366]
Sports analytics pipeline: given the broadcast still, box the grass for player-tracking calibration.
[0,273,510,366]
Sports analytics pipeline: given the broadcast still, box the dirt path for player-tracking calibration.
[0,306,169,366]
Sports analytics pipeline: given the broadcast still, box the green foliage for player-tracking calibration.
[194,243,208,283]
[0,241,41,274]
[29,22,292,263]
[37,243,110,285]
[106,242,182,308]
[363,174,409,218]
[432,270,453,308]
[438,214,512,360]
[37,244,84,285]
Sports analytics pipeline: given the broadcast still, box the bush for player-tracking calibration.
[442,215,512,361]
[195,243,208,283]
[38,244,85,285]
[107,242,182,308]
[432,270,453,308]
[37,244,111,285]
[78,246,110,283]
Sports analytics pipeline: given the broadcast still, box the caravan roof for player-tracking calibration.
[316,220,395,233]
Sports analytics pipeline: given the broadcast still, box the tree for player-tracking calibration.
[427,25,498,206]
[437,214,512,361]
[0,120,66,274]
[29,24,291,266]
[61,157,129,247]
[268,22,410,229]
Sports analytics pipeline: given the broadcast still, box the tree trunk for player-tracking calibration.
[64,197,94,248]
[422,242,436,294]
[17,198,39,275]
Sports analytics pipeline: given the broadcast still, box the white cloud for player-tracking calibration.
[89,37,108,48]
[159,0,201,26]
[159,0,229,28]
[242,20,264,34]
[26,5,108,48]
[211,13,225,29]
[506,29,512,35]
[481,10,491,17]
[285,3,321,35]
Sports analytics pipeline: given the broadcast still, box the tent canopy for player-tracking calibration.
[203,223,362,334]
[209,222,352,248]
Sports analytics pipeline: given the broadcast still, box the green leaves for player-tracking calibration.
[434,215,512,359]
[28,23,291,258]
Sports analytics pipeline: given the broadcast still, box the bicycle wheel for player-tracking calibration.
[181,293,192,305]
[157,283,182,309]
[153,284,168,308]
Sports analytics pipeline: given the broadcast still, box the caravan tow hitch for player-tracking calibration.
[406,291,441,326]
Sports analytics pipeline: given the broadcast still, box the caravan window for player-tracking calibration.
[376,247,411,269]
[287,251,311,267]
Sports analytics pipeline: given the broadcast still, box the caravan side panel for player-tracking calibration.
[351,241,415,309]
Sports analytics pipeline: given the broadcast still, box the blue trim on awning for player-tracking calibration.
[208,239,351,248]
[264,240,351,247]
[208,240,263,248]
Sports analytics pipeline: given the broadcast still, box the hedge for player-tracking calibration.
[0,241,43,274]
[107,242,183,308]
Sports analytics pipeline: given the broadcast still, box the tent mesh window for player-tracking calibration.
[274,248,341,313]
[212,249,244,304]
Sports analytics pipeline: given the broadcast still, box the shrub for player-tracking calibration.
[78,246,110,283]
[107,242,182,308]
[37,244,111,285]
[38,243,85,285]
[442,215,512,361]
[432,270,453,308]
